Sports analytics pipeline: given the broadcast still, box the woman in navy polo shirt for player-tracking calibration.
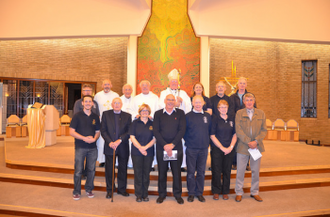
[210,100,237,201]
[129,104,156,202]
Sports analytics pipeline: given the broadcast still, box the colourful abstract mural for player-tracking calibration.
[137,0,200,96]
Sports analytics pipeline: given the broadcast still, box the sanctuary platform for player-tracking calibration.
[1,136,330,196]
[1,137,330,217]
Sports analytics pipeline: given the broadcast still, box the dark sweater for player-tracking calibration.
[230,89,257,115]
[153,108,186,151]
[184,111,211,149]
[210,94,233,118]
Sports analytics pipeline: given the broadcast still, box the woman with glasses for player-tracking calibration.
[129,104,156,202]
[210,100,237,200]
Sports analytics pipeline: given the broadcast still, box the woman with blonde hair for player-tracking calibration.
[129,104,156,202]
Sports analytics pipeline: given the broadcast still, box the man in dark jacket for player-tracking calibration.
[101,97,132,199]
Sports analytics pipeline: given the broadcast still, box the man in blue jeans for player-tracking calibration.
[70,95,100,201]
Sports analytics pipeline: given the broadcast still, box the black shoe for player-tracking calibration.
[99,163,105,167]
[81,174,86,180]
[176,197,184,204]
[117,191,129,197]
[106,192,111,199]
[197,195,205,202]
[232,165,237,170]
[150,167,155,171]
[187,195,194,202]
[143,197,149,202]
[136,197,142,202]
[156,197,165,204]
[181,168,187,172]
[208,167,212,171]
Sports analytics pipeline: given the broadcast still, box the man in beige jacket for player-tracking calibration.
[234,93,267,202]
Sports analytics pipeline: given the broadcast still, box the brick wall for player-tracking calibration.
[0,37,127,94]
[210,38,330,144]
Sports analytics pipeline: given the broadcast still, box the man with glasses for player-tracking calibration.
[73,84,100,179]
[73,84,100,116]
[101,97,132,199]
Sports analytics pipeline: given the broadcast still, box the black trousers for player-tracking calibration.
[132,155,153,198]
[156,149,183,198]
[105,154,128,193]
[211,146,235,194]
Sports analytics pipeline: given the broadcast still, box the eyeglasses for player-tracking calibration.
[141,110,149,112]
[218,106,228,109]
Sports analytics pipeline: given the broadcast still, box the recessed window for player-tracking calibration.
[301,60,317,118]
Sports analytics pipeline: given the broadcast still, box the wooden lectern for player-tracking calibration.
[43,105,59,146]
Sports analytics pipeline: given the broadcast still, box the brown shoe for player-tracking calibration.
[235,195,242,202]
[246,166,251,171]
[213,194,219,200]
[222,194,229,200]
[250,194,263,202]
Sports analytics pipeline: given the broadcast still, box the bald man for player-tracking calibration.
[101,97,132,198]
[120,84,133,114]
[94,79,119,167]
[153,94,186,204]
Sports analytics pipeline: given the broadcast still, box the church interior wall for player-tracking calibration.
[210,38,330,144]
[0,37,128,94]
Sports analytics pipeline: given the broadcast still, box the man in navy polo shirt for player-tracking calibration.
[184,95,212,203]
[70,95,100,201]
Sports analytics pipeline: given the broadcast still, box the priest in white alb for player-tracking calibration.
[94,79,119,167]
[120,84,133,114]
[130,80,159,120]
[120,83,134,168]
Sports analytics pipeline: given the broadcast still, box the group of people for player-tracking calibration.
[69,68,267,204]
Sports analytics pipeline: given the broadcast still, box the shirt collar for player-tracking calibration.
[193,109,204,114]
[246,108,254,114]
[163,108,176,115]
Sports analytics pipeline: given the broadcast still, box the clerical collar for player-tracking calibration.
[163,108,176,115]
[114,110,121,114]
[193,109,204,114]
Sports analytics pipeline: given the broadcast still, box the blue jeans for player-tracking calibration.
[73,147,97,195]
[186,148,208,196]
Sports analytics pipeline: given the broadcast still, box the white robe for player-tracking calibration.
[120,94,133,167]
[93,90,119,164]
[159,87,192,168]
[120,95,132,114]
[159,87,192,114]
[130,91,159,120]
